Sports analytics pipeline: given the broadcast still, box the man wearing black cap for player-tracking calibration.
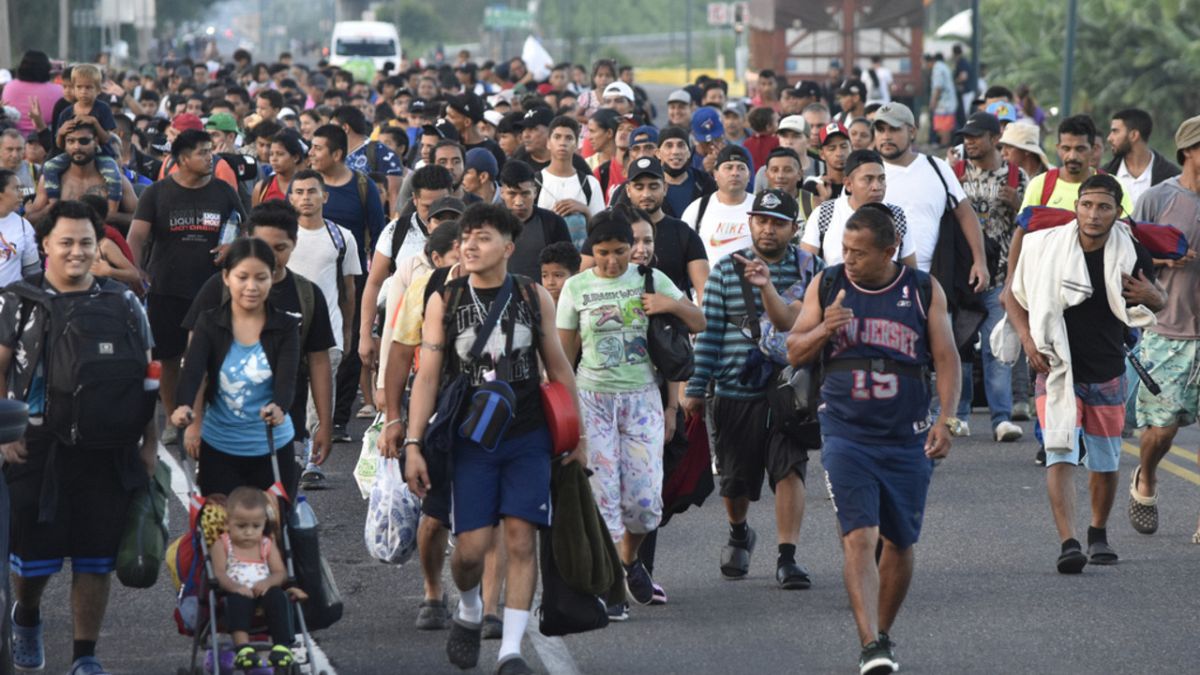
[446,92,506,171]
[835,80,867,126]
[953,111,1028,443]
[657,126,717,219]
[683,188,820,589]
[682,144,757,264]
[509,106,593,176]
[782,81,823,117]
[585,156,710,300]
[802,148,916,268]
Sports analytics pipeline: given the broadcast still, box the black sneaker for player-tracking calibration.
[623,559,655,606]
[859,639,899,674]
[332,424,353,442]
[606,601,629,622]
[1035,446,1046,466]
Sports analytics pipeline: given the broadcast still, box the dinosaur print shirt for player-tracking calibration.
[557,265,685,394]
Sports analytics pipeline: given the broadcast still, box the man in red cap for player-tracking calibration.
[156,113,240,191]
[815,121,852,206]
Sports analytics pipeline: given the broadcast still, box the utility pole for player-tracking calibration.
[59,0,70,59]
[969,0,980,96]
[1060,0,1078,118]
[0,0,11,66]
[685,0,692,82]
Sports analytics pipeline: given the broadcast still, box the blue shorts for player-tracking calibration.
[450,427,553,535]
[821,435,934,550]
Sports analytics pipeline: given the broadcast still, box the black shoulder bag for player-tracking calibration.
[640,265,694,382]
[422,276,515,485]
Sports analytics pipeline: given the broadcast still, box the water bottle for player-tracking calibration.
[294,495,318,529]
[217,210,242,246]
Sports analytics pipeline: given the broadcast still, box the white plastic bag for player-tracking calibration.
[353,413,385,499]
[363,457,421,565]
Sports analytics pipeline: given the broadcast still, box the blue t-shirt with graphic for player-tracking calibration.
[201,341,294,456]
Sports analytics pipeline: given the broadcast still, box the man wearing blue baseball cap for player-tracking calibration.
[463,147,500,203]
[691,107,726,174]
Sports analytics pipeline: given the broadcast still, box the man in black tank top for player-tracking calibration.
[788,205,961,675]
[396,203,585,674]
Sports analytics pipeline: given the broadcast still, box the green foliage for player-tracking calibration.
[980,0,1200,155]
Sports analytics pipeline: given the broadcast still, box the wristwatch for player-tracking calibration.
[944,417,967,436]
[402,438,424,450]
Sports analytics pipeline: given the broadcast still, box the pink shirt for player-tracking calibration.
[1,80,64,135]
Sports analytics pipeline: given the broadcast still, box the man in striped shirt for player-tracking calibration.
[683,189,817,590]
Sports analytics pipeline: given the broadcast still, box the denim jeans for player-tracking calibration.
[977,286,1014,427]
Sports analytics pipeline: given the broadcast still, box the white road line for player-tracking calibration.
[157,444,190,508]
[529,629,582,675]
[158,444,338,675]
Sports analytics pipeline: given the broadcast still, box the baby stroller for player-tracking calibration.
[168,423,326,675]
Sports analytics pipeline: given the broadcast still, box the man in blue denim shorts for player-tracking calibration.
[790,205,960,675]
[1128,116,1200,535]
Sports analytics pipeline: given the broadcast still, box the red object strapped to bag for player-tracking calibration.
[541,381,579,457]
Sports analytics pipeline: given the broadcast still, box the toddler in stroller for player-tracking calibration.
[210,486,294,670]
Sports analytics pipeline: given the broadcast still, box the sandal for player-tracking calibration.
[356,403,378,418]
[1127,466,1159,535]
[719,526,756,580]
[445,617,482,669]
[1192,530,1200,545]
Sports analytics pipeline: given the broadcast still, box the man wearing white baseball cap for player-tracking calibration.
[755,115,820,198]
[602,81,636,117]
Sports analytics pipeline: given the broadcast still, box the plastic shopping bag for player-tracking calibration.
[353,413,385,499]
[364,458,421,565]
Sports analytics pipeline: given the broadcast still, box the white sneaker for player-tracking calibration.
[995,420,1023,442]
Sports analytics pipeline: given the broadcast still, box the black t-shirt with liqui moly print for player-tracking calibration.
[133,175,246,299]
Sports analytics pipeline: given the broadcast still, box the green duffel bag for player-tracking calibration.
[116,461,171,588]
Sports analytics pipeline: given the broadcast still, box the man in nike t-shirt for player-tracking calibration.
[682,144,757,265]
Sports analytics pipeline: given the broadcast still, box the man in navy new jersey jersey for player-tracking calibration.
[788,204,960,675]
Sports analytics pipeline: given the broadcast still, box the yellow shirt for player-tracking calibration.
[393,272,433,347]
[1021,170,1134,214]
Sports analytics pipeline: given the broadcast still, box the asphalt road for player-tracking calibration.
[25,406,1200,674]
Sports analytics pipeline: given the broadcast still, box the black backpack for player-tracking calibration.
[11,276,151,448]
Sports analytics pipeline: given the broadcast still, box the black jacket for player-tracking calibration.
[1102,149,1181,188]
[176,301,301,412]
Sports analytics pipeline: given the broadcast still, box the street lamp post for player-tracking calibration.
[1061,0,1078,119]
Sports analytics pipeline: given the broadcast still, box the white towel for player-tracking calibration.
[1009,220,1155,452]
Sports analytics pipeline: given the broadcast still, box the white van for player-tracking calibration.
[329,21,402,72]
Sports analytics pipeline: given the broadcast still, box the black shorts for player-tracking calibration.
[147,293,192,360]
[5,431,136,577]
[712,396,808,501]
[197,440,298,501]
[421,482,451,526]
